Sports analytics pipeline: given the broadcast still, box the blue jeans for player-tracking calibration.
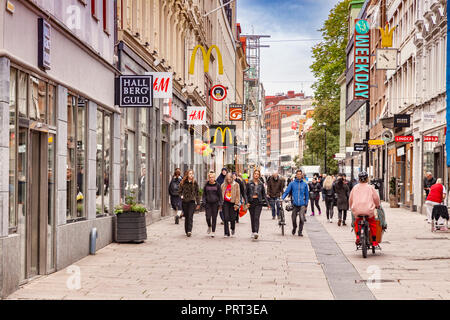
[269,197,281,217]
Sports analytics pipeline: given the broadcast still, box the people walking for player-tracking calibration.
[308,178,322,216]
[178,170,201,237]
[334,174,350,226]
[282,170,309,237]
[202,172,223,237]
[424,172,437,199]
[221,173,241,238]
[349,171,381,247]
[169,168,182,224]
[216,168,228,224]
[323,175,335,223]
[267,171,285,220]
[232,172,247,223]
[425,178,446,225]
[246,169,270,240]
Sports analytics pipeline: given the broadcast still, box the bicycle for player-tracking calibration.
[277,199,286,236]
[356,215,380,258]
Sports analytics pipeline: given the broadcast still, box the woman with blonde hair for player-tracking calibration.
[323,175,335,223]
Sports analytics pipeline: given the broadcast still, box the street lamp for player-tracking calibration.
[318,122,327,174]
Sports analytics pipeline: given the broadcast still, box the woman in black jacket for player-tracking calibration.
[334,174,350,226]
[246,169,270,240]
[169,168,182,224]
[308,178,322,216]
[178,169,201,237]
[202,172,223,237]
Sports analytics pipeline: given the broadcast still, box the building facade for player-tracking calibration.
[0,0,117,297]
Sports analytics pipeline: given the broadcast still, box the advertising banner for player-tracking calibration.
[186,106,207,125]
[145,72,173,99]
[353,19,371,100]
[115,75,153,107]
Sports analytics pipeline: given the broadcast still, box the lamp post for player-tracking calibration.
[319,122,327,174]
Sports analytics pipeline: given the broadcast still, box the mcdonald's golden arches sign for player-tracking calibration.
[208,125,236,148]
[189,45,224,75]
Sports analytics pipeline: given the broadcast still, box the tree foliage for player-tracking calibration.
[305,0,350,174]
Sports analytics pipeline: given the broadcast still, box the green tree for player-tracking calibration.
[307,0,350,174]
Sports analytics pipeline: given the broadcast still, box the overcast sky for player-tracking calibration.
[237,0,341,97]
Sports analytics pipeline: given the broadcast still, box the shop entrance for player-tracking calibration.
[18,123,55,281]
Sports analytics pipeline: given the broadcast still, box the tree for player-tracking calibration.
[307,0,350,174]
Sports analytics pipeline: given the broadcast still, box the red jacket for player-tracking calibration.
[427,183,444,203]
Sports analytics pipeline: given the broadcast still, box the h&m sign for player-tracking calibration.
[353,19,371,100]
[115,75,153,107]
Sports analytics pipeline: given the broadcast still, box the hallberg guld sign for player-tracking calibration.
[353,19,370,100]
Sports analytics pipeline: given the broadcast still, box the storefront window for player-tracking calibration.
[29,76,46,121]
[18,71,27,117]
[126,131,136,194]
[139,108,148,206]
[47,133,56,270]
[48,85,56,126]
[9,69,17,229]
[67,95,87,221]
[18,128,27,281]
[96,110,111,215]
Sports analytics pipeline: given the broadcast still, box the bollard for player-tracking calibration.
[90,228,98,255]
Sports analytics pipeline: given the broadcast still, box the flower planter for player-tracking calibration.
[116,211,147,243]
[389,195,399,208]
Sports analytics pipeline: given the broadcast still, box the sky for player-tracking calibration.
[237,0,342,97]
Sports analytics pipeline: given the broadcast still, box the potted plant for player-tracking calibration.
[114,185,147,243]
[389,177,399,208]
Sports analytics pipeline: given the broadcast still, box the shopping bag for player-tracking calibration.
[239,205,247,217]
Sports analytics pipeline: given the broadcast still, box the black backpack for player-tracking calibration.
[169,177,181,196]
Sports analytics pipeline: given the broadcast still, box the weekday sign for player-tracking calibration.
[353,19,370,100]
[116,75,153,107]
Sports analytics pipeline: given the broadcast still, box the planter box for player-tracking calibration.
[116,212,147,243]
[389,195,399,208]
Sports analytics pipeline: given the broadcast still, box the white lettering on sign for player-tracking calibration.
[187,106,207,125]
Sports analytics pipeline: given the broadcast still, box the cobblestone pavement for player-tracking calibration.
[7,202,450,300]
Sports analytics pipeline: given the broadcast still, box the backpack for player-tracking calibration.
[169,177,181,196]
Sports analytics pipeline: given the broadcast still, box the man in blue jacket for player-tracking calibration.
[282,169,309,237]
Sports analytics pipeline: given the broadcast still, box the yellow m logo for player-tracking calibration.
[189,45,224,75]
[379,24,396,48]
[213,127,233,144]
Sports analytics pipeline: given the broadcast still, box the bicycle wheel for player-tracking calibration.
[361,225,368,258]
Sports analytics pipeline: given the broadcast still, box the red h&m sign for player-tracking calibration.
[395,136,413,142]
[291,121,298,130]
[145,72,173,99]
[353,19,371,100]
[187,106,206,125]
[424,136,438,142]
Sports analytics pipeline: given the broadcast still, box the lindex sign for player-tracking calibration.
[116,75,153,107]
[395,136,413,142]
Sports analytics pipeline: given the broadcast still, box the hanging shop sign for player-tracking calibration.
[186,106,207,125]
[229,104,246,121]
[353,19,371,100]
[210,85,227,102]
[291,121,298,130]
[145,72,173,99]
[38,18,51,70]
[368,140,385,145]
[379,23,396,48]
[424,136,438,142]
[115,75,153,107]
[394,114,411,127]
[189,45,224,75]
[395,136,413,142]
[354,143,367,152]
[209,125,236,148]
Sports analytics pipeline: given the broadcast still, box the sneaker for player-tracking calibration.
[251,233,255,238]
[372,241,379,247]
[175,215,180,224]
[187,232,192,237]
[292,228,296,235]
[310,212,315,216]
[318,211,322,215]
[329,219,332,223]
[298,233,303,237]
[272,216,276,220]
[342,221,347,226]
[207,226,211,234]
[338,219,341,226]
[211,232,215,238]
[254,233,259,240]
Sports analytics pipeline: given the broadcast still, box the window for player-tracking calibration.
[139,108,149,206]
[67,94,87,221]
[29,76,46,121]
[91,0,98,20]
[96,110,111,215]
[102,0,108,33]
[18,71,27,117]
